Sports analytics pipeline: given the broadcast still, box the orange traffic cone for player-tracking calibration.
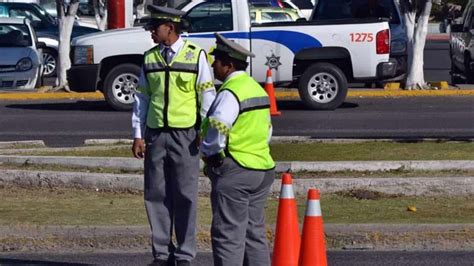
[299,189,327,266]
[265,68,281,116]
[272,173,300,266]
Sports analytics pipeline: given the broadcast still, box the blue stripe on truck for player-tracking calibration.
[188,30,322,54]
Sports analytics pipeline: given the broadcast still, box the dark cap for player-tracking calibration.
[144,5,185,29]
[210,32,255,62]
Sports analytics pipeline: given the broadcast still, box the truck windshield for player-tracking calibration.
[0,24,32,47]
[312,0,400,24]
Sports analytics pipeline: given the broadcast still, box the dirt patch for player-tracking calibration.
[336,189,403,200]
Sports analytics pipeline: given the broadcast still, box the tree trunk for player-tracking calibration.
[404,0,433,90]
[55,0,79,91]
[93,0,107,31]
[136,0,146,19]
[94,11,107,31]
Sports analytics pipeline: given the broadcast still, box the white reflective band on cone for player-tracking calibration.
[306,199,322,217]
[266,76,273,83]
[280,184,294,199]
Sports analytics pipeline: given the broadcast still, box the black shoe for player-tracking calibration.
[176,260,191,266]
[149,259,169,266]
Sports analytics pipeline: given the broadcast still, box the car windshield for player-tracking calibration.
[34,4,57,23]
[312,0,400,24]
[0,24,32,47]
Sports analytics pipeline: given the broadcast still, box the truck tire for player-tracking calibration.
[42,48,57,78]
[298,63,348,110]
[451,61,463,85]
[103,63,140,111]
[464,54,474,84]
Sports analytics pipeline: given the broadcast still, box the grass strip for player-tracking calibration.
[1,187,472,226]
[10,142,474,161]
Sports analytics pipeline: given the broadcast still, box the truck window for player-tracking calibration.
[260,11,293,23]
[184,0,233,33]
[291,0,314,9]
[312,0,400,24]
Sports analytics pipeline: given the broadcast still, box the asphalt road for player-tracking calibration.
[0,96,473,147]
[1,251,473,265]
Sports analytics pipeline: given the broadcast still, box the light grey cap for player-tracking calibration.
[147,5,185,22]
[210,32,255,62]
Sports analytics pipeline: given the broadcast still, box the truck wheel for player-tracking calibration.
[298,63,348,110]
[464,55,474,84]
[103,63,140,111]
[42,48,57,78]
[451,61,463,85]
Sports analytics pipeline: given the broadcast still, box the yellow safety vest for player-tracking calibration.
[220,72,275,170]
[140,40,202,128]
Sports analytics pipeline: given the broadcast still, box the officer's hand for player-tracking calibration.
[196,134,201,149]
[205,154,223,168]
[132,138,146,159]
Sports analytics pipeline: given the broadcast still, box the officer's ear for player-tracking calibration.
[164,22,174,33]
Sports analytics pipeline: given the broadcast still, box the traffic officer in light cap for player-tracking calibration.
[201,32,275,266]
[132,4,216,266]
[144,5,185,30]
[210,32,255,61]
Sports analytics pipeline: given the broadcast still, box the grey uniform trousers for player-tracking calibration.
[144,127,199,262]
[208,157,275,266]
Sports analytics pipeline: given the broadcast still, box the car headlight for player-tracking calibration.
[73,45,94,64]
[16,57,33,71]
[391,40,406,54]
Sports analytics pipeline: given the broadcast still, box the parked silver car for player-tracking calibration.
[0,17,44,89]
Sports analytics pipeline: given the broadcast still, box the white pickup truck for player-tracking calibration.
[68,0,396,111]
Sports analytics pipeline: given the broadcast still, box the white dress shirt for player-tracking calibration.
[132,37,216,139]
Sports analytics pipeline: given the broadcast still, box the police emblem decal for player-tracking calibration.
[265,53,282,70]
[185,51,194,61]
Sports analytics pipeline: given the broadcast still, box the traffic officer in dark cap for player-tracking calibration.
[132,5,216,266]
[200,33,275,266]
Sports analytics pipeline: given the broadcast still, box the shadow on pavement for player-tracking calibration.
[277,100,359,110]
[0,258,89,265]
[5,101,122,112]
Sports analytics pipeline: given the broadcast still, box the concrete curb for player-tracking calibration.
[0,137,472,150]
[0,141,45,148]
[83,137,474,146]
[1,155,473,172]
[1,88,474,101]
[0,91,103,101]
[1,169,472,196]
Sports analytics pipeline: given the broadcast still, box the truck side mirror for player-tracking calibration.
[450,24,464,33]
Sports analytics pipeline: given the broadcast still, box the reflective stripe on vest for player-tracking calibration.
[219,72,275,170]
[140,41,201,129]
[143,62,198,73]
